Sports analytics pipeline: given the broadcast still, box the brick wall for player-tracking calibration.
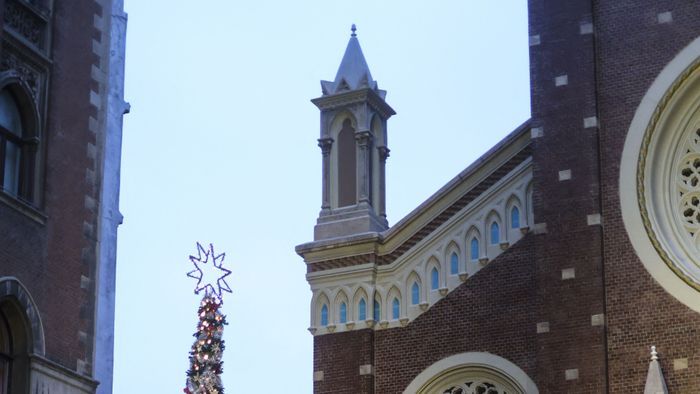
[528,0,607,392]
[312,235,537,394]
[595,0,700,392]
[314,328,375,394]
[0,0,104,375]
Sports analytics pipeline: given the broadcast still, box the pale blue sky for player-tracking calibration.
[114,1,530,392]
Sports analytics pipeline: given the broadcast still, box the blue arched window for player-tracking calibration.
[339,302,347,323]
[373,299,380,321]
[490,222,500,244]
[431,267,439,290]
[358,298,366,321]
[411,282,420,305]
[392,298,400,319]
[470,237,479,260]
[320,304,328,326]
[511,206,520,229]
[450,252,459,275]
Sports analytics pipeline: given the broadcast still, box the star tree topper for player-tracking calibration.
[187,242,232,300]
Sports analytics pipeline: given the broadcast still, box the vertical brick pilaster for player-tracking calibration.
[528,0,607,392]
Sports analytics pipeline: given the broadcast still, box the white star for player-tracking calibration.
[187,242,232,300]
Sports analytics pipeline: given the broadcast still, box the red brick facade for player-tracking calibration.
[303,1,700,393]
[0,0,116,387]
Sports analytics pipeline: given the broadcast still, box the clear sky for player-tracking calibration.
[114,1,530,392]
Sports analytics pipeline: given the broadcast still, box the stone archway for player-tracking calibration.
[403,353,538,394]
[0,277,45,356]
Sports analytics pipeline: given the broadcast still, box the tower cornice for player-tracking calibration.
[311,88,396,119]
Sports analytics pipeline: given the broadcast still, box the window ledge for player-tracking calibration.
[0,192,46,225]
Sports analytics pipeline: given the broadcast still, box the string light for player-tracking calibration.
[184,243,231,394]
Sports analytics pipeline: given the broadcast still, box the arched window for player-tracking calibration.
[431,267,439,290]
[470,238,479,261]
[320,304,328,326]
[373,299,381,321]
[411,282,420,305]
[490,222,500,244]
[0,309,10,394]
[0,298,32,394]
[450,252,459,275]
[511,206,520,229]
[339,302,347,323]
[337,118,356,207]
[358,298,366,321]
[0,88,36,200]
[392,298,400,319]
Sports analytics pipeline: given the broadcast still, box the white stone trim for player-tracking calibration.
[529,35,541,47]
[657,12,672,24]
[555,75,568,87]
[402,352,539,394]
[307,162,533,334]
[565,368,579,381]
[579,22,593,35]
[620,35,700,313]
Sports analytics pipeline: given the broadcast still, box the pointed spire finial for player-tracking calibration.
[650,346,658,361]
[351,24,357,37]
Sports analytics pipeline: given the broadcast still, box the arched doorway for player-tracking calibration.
[403,353,538,394]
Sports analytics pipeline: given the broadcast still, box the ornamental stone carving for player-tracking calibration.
[4,0,47,49]
[443,380,509,394]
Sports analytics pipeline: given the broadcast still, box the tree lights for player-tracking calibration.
[184,243,231,394]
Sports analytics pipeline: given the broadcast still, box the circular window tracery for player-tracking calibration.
[638,58,700,292]
[443,380,510,394]
[621,36,700,312]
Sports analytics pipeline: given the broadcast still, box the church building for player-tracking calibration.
[296,1,700,392]
[0,1,127,393]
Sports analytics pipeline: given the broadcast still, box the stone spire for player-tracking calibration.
[644,346,668,394]
[320,25,381,96]
[310,26,395,241]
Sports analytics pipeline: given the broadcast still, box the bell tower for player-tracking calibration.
[312,25,395,241]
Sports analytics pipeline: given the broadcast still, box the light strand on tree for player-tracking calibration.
[184,294,228,394]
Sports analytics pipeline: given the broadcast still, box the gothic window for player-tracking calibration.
[510,207,520,229]
[411,282,420,305]
[337,118,356,207]
[450,252,459,275]
[391,298,400,319]
[373,299,381,321]
[339,302,347,323]
[0,88,36,201]
[470,238,479,261]
[358,298,366,321]
[490,222,500,245]
[320,304,328,326]
[431,267,439,290]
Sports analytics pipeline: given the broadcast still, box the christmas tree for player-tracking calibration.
[184,295,228,394]
[184,243,232,394]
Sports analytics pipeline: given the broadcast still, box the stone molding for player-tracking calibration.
[402,352,539,394]
[30,355,98,394]
[307,160,533,334]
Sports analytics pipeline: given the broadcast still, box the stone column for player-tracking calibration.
[318,138,333,210]
[378,146,390,222]
[355,131,372,204]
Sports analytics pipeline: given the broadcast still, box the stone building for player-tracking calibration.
[0,1,127,393]
[296,1,700,393]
